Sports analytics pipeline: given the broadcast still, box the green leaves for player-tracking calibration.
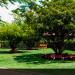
[0,23,22,40]
[0,22,36,49]
[0,22,35,41]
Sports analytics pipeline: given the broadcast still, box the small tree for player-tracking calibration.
[0,23,22,53]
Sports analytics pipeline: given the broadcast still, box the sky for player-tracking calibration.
[0,2,20,23]
[0,0,41,23]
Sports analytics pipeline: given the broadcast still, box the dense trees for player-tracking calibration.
[0,0,37,52]
[0,0,75,54]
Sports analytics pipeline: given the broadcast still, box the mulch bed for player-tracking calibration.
[42,54,75,60]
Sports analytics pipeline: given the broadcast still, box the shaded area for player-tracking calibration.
[0,51,10,54]
[14,54,49,64]
[14,69,75,75]
[48,41,75,51]
[0,69,74,75]
[14,53,75,64]
[64,42,75,51]
[0,69,47,75]
[0,50,25,54]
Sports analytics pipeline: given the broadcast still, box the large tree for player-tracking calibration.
[21,0,75,54]
[37,0,75,54]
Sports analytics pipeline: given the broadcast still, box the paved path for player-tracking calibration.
[0,69,49,75]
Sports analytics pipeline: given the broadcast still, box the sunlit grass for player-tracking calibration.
[0,48,74,69]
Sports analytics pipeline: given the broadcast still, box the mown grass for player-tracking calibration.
[0,48,74,69]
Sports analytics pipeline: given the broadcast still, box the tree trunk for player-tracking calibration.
[53,40,64,54]
[10,44,16,53]
[57,41,64,54]
[53,47,58,54]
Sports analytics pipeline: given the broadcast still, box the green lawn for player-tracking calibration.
[0,48,75,69]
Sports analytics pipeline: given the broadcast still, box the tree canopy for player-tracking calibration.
[19,0,75,54]
[0,0,75,54]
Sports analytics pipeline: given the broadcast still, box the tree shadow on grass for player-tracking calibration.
[14,54,75,64]
[0,50,26,54]
[14,54,49,64]
[0,51,10,54]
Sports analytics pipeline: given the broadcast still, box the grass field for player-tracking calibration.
[0,48,75,69]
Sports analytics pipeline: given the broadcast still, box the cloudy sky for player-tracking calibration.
[0,2,20,23]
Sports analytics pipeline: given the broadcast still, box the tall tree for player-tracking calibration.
[23,0,75,54]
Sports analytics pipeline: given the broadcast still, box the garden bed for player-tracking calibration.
[42,54,75,60]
